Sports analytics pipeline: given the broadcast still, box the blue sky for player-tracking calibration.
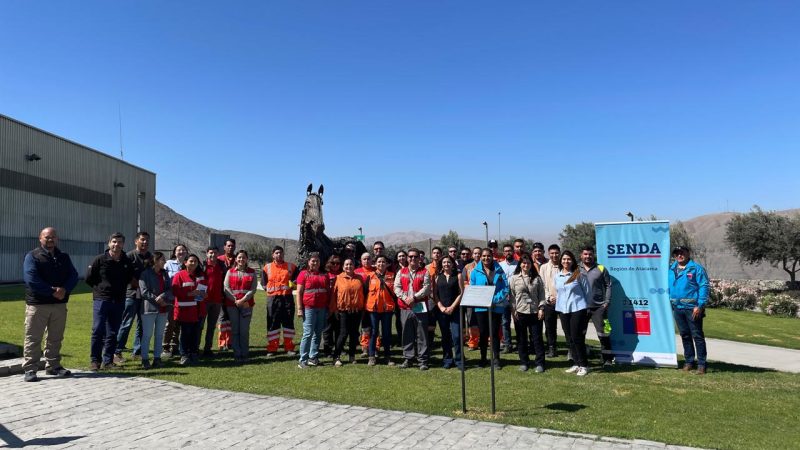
[2,1,799,242]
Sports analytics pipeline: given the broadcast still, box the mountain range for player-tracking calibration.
[155,200,798,280]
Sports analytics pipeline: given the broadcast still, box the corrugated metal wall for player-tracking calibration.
[0,114,156,283]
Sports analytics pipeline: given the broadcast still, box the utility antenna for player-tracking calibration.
[118,102,124,160]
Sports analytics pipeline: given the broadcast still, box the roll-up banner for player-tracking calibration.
[595,221,677,367]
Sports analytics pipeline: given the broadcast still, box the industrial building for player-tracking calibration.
[0,114,156,283]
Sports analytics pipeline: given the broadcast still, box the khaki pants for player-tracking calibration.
[23,303,67,372]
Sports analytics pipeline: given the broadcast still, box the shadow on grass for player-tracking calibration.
[544,402,588,413]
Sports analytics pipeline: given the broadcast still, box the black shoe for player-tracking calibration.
[141,359,151,370]
[23,371,39,382]
[152,358,162,368]
[478,359,488,368]
[45,367,72,377]
[492,360,502,370]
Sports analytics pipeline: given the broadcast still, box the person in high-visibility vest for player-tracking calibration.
[365,255,396,366]
[462,247,482,350]
[224,250,257,364]
[296,252,331,368]
[355,252,376,355]
[171,254,207,366]
[261,246,298,356]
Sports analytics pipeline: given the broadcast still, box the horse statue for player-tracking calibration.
[298,183,367,269]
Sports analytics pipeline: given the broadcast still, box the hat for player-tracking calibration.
[488,239,498,247]
[672,246,690,255]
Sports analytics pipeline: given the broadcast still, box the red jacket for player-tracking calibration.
[172,270,206,322]
[226,267,256,308]
[204,259,225,304]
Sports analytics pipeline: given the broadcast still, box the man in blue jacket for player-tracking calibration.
[22,227,79,382]
[668,246,710,374]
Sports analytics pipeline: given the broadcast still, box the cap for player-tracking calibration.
[488,239,498,247]
[672,246,690,255]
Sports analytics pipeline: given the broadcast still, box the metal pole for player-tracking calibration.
[498,211,501,242]
[488,309,496,414]
[483,222,488,244]
[459,305,466,413]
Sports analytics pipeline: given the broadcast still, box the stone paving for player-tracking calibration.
[0,372,699,449]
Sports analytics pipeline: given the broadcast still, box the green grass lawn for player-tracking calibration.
[2,286,799,450]
[703,308,800,350]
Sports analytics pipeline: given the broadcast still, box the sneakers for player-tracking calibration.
[45,367,72,377]
[419,364,429,371]
[546,347,557,358]
[266,352,276,358]
[113,353,125,364]
[399,359,412,369]
[385,359,395,367]
[307,358,323,367]
[519,364,529,372]
[162,351,173,359]
[297,361,309,369]
[565,365,580,374]
[368,357,377,366]
[89,361,101,372]
[534,365,545,373]
[603,360,614,369]
[334,359,343,367]
[576,366,589,377]
[23,371,38,382]
[286,350,297,357]
[179,356,190,366]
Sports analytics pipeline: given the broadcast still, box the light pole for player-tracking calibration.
[358,227,363,241]
[498,211,501,241]
[482,221,488,244]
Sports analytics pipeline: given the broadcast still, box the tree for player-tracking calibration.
[670,221,706,264]
[559,222,596,253]
[440,230,465,251]
[725,206,800,283]
[501,236,536,251]
[240,241,271,268]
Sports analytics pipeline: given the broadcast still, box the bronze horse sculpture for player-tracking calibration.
[298,184,366,269]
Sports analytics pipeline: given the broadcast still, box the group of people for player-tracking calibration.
[21,227,711,382]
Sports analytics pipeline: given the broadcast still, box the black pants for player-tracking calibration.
[322,311,340,355]
[394,307,403,347]
[475,310,502,363]
[178,320,199,357]
[560,310,589,367]
[587,306,613,362]
[515,312,545,367]
[334,311,361,360]
[543,302,559,350]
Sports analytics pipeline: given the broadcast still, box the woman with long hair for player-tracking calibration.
[365,255,396,366]
[296,252,330,368]
[139,252,173,369]
[432,255,464,369]
[555,250,591,376]
[171,254,207,365]
[509,255,547,372]
[468,248,509,370]
[223,250,257,364]
[332,258,364,366]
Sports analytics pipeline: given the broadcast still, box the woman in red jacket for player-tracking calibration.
[223,250,257,364]
[171,254,207,365]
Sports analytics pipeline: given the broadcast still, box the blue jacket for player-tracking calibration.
[668,260,709,309]
[23,246,79,305]
[469,261,508,314]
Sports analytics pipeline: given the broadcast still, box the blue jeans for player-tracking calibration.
[673,307,707,366]
[91,299,124,364]
[501,305,512,348]
[434,308,462,367]
[116,297,142,355]
[299,307,327,363]
[369,312,393,359]
[140,312,167,361]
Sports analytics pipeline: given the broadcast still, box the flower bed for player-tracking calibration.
[708,279,800,318]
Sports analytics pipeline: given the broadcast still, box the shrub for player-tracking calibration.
[726,291,758,311]
[760,293,800,318]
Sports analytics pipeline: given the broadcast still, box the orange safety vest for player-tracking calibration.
[263,261,296,296]
[366,271,396,313]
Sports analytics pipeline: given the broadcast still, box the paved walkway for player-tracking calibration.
[0,373,698,449]
[565,322,800,373]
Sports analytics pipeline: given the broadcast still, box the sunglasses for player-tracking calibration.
[408,255,419,259]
